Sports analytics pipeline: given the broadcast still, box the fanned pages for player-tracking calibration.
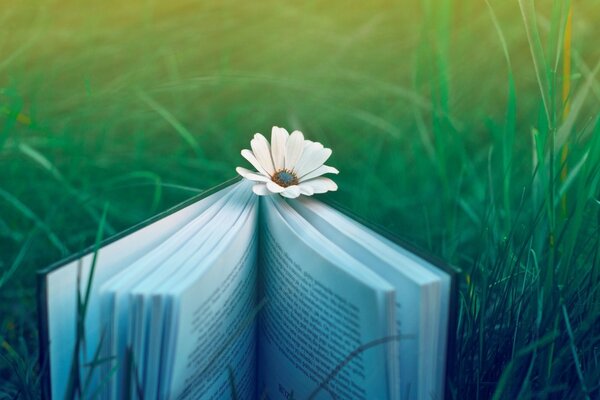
[38,178,454,400]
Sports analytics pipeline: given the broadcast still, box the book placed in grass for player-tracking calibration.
[38,177,456,400]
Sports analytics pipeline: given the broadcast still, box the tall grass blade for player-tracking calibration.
[0,188,68,255]
[64,204,109,400]
[138,91,203,157]
[555,60,600,151]
[518,0,552,126]
[485,0,517,226]
[561,305,591,398]
[307,334,414,400]
[17,143,116,234]
[559,3,572,216]
[0,230,34,289]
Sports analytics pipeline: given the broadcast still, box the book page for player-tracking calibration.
[159,194,259,399]
[290,198,450,399]
[258,197,397,400]
[289,198,451,399]
[42,182,236,400]
[98,186,240,399]
[123,193,245,399]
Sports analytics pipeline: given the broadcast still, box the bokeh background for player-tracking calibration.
[1,0,599,398]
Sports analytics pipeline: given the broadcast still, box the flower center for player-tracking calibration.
[272,169,299,187]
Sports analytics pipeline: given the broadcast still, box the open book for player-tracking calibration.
[38,178,455,400]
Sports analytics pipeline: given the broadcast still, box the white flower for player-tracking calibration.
[236,126,339,198]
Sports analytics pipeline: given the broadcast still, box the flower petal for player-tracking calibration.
[251,133,275,175]
[241,149,270,177]
[252,183,270,196]
[295,144,332,177]
[298,184,315,196]
[298,177,338,194]
[266,180,285,193]
[270,126,289,171]
[236,167,270,182]
[280,185,301,198]
[284,130,305,170]
[299,165,339,182]
[292,141,320,174]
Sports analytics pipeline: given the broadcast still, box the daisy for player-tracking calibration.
[236,126,339,198]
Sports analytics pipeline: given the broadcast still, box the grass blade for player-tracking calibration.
[138,91,203,157]
[518,0,552,127]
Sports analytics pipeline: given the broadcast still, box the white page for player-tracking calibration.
[159,192,260,399]
[258,196,398,400]
[291,198,451,400]
[44,183,235,400]
[129,184,256,398]
[98,186,241,399]
[118,185,250,397]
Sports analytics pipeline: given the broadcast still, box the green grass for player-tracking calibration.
[1,0,599,398]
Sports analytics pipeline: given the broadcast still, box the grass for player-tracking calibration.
[1,0,599,398]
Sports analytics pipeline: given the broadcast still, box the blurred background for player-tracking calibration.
[1,0,599,398]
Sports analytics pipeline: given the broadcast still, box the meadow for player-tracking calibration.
[1,0,599,398]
